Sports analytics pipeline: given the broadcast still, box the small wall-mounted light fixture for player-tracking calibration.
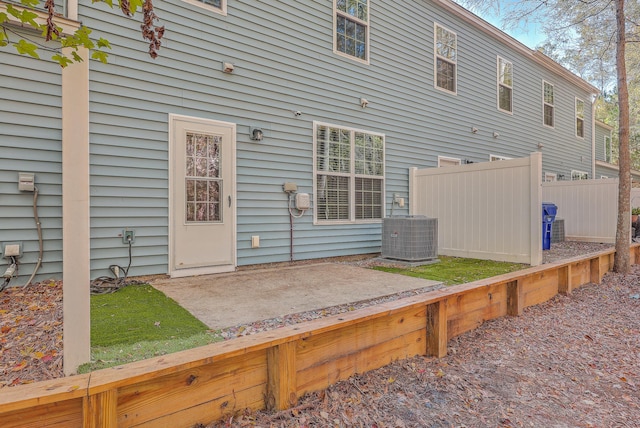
[471,127,479,134]
[537,143,544,150]
[493,131,500,138]
[293,111,302,117]
[250,128,264,141]
[360,98,369,108]
[222,62,234,73]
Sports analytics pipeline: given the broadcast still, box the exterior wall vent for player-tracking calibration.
[381,216,438,262]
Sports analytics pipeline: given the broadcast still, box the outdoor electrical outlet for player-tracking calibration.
[3,242,22,258]
[122,229,135,244]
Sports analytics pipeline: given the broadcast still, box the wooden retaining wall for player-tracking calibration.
[1,246,637,427]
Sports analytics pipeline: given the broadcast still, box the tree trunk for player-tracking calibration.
[614,0,631,273]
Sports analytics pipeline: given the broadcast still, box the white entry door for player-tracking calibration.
[169,115,236,277]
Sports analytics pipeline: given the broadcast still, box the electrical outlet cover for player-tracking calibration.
[3,243,22,258]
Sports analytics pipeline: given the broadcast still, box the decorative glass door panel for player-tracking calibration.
[185,133,222,222]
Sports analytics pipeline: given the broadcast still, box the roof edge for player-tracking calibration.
[434,0,600,95]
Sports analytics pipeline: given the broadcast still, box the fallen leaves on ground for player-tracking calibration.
[0,281,63,388]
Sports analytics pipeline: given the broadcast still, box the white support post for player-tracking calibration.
[530,152,543,266]
[62,47,91,375]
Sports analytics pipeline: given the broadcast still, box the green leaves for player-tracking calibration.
[6,3,39,29]
[51,53,73,67]
[2,0,159,66]
[13,39,39,58]
[91,50,108,63]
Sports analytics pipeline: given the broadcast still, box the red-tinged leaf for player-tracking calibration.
[12,360,27,371]
[1,326,11,333]
[41,354,54,363]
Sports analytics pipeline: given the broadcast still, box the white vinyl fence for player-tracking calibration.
[542,178,620,243]
[409,152,542,266]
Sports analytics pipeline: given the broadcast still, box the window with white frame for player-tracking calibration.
[334,0,369,62]
[576,98,585,138]
[314,122,384,222]
[435,24,457,93]
[183,0,226,14]
[571,170,589,180]
[438,156,462,167]
[604,135,612,163]
[490,154,512,161]
[498,57,513,113]
[544,172,557,182]
[543,81,554,127]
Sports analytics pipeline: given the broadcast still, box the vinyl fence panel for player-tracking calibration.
[542,179,619,243]
[410,153,542,265]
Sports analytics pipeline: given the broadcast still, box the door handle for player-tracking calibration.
[228,195,232,207]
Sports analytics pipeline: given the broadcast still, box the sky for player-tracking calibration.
[457,1,548,50]
[480,13,546,49]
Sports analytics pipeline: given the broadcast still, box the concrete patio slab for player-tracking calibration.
[151,263,441,330]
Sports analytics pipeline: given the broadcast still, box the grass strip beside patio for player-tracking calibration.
[373,256,527,285]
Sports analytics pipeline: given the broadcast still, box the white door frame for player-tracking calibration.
[168,113,237,277]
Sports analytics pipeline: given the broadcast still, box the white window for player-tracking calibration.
[334,0,369,62]
[543,81,554,128]
[576,98,585,138]
[490,154,512,161]
[497,56,513,113]
[571,170,589,180]
[604,135,612,163]
[434,24,457,94]
[314,122,384,223]
[544,172,557,182]
[183,0,226,14]
[438,156,462,167]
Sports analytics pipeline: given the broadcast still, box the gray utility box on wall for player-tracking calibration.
[382,216,438,262]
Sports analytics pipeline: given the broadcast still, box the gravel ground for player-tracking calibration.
[0,242,617,389]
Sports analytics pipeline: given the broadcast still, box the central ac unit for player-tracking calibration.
[381,215,438,262]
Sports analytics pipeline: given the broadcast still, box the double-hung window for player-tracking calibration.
[604,136,612,163]
[571,170,589,180]
[497,57,513,113]
[314,122,384,223]
[183,0,226,14]
[334,0,369,62]
[575,98,585,138]
[435,24,457,93]
[543,81,554,127]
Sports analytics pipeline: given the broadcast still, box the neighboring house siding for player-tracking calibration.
[71,0,597,275]
[595,122,615,178]
[0,50,63,285]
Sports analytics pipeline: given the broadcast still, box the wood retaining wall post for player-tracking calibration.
[83,389,117,428]
[266,342,297,411]
[590,257,602,284]
[558,265,572,295]
[425,300,447,358]
[506,280,523,316]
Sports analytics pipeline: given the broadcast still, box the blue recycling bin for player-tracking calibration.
[542,202,558,250]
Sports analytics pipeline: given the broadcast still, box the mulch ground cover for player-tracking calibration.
[0,280,63,388]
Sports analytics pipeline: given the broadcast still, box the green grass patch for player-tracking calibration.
[374,256,527,285]
[90,284,210,347]
[78,332,221,373]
